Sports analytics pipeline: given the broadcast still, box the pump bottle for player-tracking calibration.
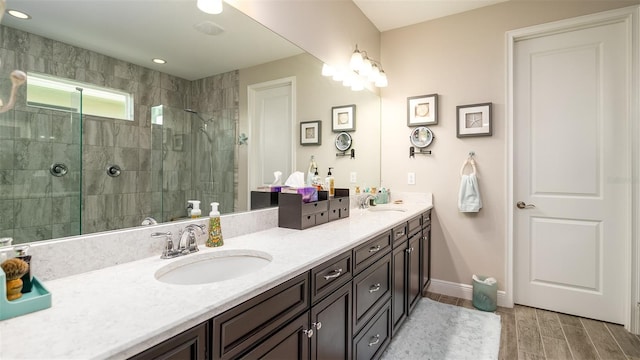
[188,200,201,218]
[325,167,335,197]
[206,202,224,247]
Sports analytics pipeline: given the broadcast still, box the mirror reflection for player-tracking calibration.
[0,2,381,245]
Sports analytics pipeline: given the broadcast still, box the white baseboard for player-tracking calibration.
[427,278,510,308]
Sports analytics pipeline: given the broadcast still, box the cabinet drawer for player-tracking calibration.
[353,253,391,333]
[353,231,392,274]
[311,251,353,303]
[422,210,431,227]
[301,200,328,215]
[353,303,391,360]
[408,215,421,237]
[212,272,310,360]
[316,211,329,225]
[131,322,208,360]
[392,223,408,246]
[330,197,350,218]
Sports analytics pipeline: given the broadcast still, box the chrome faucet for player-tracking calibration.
[178,224,206,254]
[152,231,177,259]
[359,194,377,209]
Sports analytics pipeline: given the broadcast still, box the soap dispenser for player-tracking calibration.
[312,167,322,190]
[325,167,335,197]
[188,200,201,218]
[206,202,224,247]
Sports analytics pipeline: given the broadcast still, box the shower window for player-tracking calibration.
[26,72,134,121]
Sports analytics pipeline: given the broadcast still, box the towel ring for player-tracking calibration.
[460,158,477,176]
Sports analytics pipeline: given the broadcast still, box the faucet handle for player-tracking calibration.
[153,232,176,259]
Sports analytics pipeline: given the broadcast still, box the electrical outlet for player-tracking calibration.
[407,172,415,185]
[350,172,357,183]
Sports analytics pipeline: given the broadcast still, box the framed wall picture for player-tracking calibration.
[331,104,356,132]
[300,120,321,145]
[456,102,492,137]
[407,93,438,126]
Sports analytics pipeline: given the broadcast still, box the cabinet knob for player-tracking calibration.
[313,322,322,330]
[368,283,381,293]
[303,329,314,338]
[368,334,380,347]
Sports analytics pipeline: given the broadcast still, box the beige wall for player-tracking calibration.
[380,0,638,291]
[238,53,381,211]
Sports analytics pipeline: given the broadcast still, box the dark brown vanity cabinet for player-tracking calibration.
[129,322,208,360]
[421,210,432,294]
[391,215,422,336]
[133,209,432,360]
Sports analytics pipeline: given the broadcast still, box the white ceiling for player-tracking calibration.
[353,0,509,31]
[1,0,507,80]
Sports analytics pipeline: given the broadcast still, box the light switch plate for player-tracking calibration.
[350,172,357,183]
[407,172,415,185]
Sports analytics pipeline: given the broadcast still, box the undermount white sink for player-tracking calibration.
[367,204,408,212]
[155,250,272,285]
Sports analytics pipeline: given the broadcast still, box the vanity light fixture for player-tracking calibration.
[7,9,31,19]
[197,0,223,14]
[152,58,167,64]
[322,44,388,90]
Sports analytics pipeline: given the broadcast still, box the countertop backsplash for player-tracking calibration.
[28,207,278,281]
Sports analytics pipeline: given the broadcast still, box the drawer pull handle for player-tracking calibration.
[323,268,343,280]
[368,283,381,293]
[396,231,405,237]
[313,322,322,330]
[405,247,414,254]
[303,329,314,338]
[368,334,380,347]
[368,245,382,253]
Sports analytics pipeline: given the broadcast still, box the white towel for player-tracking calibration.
[458,173,482,212]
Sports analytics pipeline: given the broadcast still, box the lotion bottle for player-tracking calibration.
[206,202,224,247]
[325,167,335,197]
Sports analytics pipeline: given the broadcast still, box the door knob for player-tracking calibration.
[516,201,535,209]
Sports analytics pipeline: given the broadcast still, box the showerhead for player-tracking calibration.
[184,108,213,124]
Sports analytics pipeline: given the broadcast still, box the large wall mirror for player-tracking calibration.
[0,1,381,245]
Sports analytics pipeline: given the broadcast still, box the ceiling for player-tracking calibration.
[1,0,507,80]
[353,0,509,31]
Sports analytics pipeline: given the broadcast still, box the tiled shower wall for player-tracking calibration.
[0,25,238,241]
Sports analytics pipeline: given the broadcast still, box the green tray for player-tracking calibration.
[0,268,52,321]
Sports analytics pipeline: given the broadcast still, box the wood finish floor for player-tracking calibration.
[426,292,640,360]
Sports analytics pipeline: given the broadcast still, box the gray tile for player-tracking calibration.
[437,294,458,305]
[606,323,640,358]
[13,170,50,198]
[563,324,599,360]
[0,199,15,230]
[0,139,14,170]
[557,313,582,327]
[114,147,139,171]
[12,225,52,243]
[517,318,544,356]
[536,309,565,339]
[14,139,52,170]
[540,336,572,360]
[0,170,14,200]
[581,318,626,360]
[498,312,518,360]
[14,197,52,228]
[516,305,538,321]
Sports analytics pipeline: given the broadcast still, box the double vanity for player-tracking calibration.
[0,196,432,360]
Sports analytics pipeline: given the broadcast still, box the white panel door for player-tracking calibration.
[249,80,294,195]
[514,19,629,324]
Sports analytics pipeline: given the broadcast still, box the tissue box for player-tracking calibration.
[281,187,318,203]
[256,185,289,192]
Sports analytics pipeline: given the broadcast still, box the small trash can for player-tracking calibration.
[472,275,497,312]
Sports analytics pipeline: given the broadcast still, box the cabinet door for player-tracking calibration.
[130,322,208,360]
[311,282,352,360]
[240,312,311,360]
[421,224,431,294]
[391,242,407,335]
[408,233,421,313]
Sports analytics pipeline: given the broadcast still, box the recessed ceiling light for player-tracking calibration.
[7,9,31,19]
[152,58,167,64]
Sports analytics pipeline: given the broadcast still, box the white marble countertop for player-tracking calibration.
[0,202,431,359]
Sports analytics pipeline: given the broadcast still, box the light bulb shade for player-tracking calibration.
[342,75,353,87]
[197,0,223,14]
[360,58,372,77]
[351,81,364,91]
[332,70,344,82]
[368,64,380,82]
[375,71,388,87]
[350,50,364,71]
[321,63,334,77]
